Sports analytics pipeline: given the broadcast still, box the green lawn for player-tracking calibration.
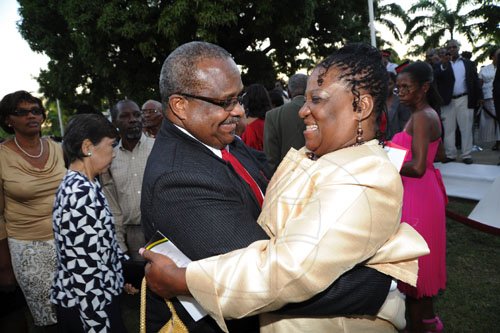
[435,198,500,333]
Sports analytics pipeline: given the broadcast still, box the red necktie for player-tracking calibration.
[221,149,264,207]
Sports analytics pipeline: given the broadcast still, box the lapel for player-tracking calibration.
[162,121,264,211]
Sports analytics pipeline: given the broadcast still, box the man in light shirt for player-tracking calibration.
[102,99,155,289]
[434,39,482,164]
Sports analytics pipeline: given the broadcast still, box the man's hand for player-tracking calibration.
[139,248,190,299]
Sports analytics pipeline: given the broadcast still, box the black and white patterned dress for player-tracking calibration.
[51,170,127,332]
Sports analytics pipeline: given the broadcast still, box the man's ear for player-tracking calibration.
[355,94,374,121]
[168,95,188,120]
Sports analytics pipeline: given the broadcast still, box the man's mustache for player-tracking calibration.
[221,117,240,125]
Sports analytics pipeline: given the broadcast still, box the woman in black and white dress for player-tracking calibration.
[51,114,127,333]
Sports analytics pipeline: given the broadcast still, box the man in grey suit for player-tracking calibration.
[264,73,307,174]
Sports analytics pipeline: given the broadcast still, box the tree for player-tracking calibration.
[17,0,400,117]
[375,1,406,43]
[466,0,500,63]
[404,0,499,58]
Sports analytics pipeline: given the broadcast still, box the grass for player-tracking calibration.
[12,198,500,332]
[435,197,500,333]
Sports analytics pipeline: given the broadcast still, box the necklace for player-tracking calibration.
[14,137,44,159]
[306,141,366,161]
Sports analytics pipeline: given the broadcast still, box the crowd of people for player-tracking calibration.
[0,39,499,333]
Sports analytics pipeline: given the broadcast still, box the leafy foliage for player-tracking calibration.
[404,0,499,60]
[466,0,500,63]
[17,0,406,116]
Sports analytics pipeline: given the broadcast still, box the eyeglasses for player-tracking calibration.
[10,107,45,116]
[141,108,160,115]
[394,85,414,96]
[175,92,244,111]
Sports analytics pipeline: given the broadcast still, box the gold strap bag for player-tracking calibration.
[140,277,189,333]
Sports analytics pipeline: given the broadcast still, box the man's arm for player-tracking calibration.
[470,61,483,106]
[143,170,269,259]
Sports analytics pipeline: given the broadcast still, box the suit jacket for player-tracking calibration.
[434,58,482,108]
[142,121,394,332]
[386,95,411,140]
[493,64,500,123]
[264,95,306,173]
[186,142,429,332]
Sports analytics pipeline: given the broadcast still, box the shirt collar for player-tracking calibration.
[173,124,223,158]
[117,132,147,151]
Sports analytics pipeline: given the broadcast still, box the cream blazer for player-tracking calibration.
[186,140,429,332]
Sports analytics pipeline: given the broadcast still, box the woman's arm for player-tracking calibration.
[143,156,404,331]
[400,112,432,178]
[0,168,17,289]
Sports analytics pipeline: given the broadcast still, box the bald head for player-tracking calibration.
[159,41,233,106]
[141,99,163,132]
[142,99,162,111]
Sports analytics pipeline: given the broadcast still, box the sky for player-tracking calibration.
[0,0,49,98]
[0,0,472,99]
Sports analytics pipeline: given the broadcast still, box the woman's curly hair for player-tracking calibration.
[315,43,388,141]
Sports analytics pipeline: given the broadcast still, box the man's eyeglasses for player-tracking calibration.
[175,93,244,111]
[141,108,160,115]
[11,107,45,117]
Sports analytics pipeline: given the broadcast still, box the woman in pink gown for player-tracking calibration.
[391,61,447,333]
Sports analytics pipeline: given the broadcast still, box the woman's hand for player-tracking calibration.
[0,238,17,292]
[123,283,139,295]
[139,248,190,299]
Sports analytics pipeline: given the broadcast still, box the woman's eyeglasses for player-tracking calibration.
[393,85,414,96]
[11,107,45,116]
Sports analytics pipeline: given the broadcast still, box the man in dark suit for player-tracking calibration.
[264,73,307,174]
[141,41,396,332]
[434,39,482,164]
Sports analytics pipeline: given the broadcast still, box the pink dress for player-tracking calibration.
[391,131,447,298]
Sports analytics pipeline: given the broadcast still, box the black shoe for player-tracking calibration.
[443,157,456,163]
[463,158,473,165]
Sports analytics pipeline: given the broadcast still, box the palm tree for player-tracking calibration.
[376,2,407,42]
[404,0,476,57]
[467,0,500,63]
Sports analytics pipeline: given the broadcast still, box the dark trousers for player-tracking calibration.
[56,295,127,333]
